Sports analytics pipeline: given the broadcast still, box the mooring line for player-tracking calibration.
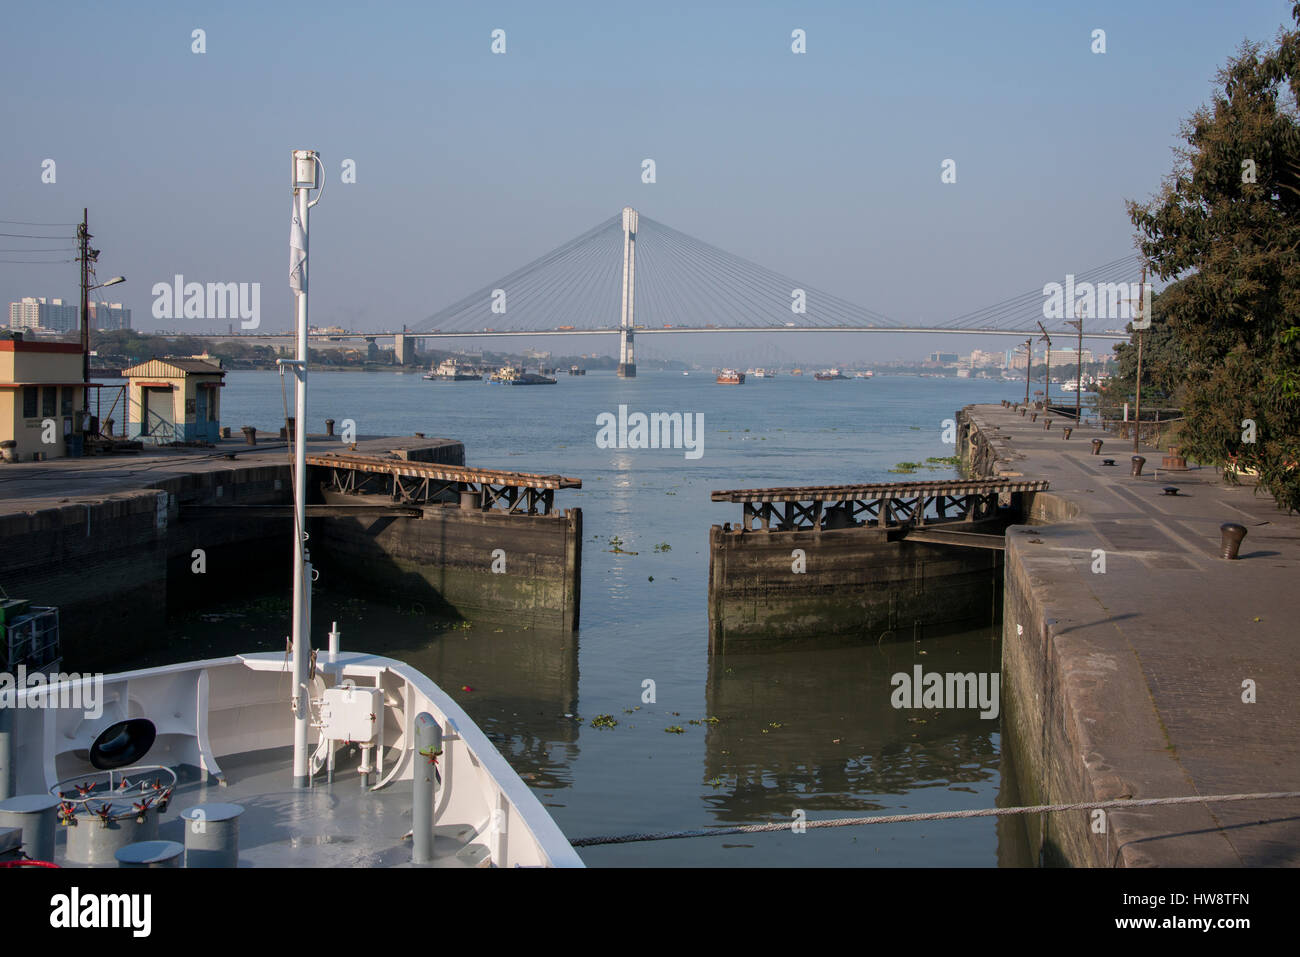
[570,790,1300,847]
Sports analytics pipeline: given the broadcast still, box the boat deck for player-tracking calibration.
[52,747,491,868]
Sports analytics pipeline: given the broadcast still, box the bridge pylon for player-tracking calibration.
[617,206,637,378]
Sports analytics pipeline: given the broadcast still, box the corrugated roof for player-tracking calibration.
[122,357,225,377]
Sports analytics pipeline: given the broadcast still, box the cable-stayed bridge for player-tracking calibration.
[180,207,1146,369]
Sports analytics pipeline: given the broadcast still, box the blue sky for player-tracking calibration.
[0,1,1293,361]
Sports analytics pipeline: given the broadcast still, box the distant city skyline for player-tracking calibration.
[1,1,1287,362]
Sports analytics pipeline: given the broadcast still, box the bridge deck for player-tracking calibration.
[711,478,1049,503]
[306,452,581,490]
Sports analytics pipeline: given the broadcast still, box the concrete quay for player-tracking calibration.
[959,403,1300,866]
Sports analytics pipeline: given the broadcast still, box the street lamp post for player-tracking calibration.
[1021,338,1032,405]
[1037,321,1052,409]
[1066,310,1083,422]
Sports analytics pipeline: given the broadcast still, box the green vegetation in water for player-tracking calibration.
[664,725,685,734]
[590,714,618,729]
[606,535,638,555]
[925,455,962,467]
[889,461,922,473]
[653,542,671,552]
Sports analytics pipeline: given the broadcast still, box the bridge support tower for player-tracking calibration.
[617,206,637,378]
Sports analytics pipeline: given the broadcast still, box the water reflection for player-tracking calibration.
[704,630,1002,823]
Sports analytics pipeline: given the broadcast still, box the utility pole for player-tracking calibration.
[1037,321,1052,408]
[1022,338,1032,405]
[77,208,95,414]
[1133,262,1147,453]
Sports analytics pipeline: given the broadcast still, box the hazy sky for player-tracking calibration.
[1,1,1291,362]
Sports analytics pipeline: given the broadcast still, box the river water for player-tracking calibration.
[161,367,1032,866]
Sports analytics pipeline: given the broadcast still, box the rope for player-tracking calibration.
[571,790,1300,847]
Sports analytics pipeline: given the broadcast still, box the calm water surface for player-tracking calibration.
[160,368,1032,866]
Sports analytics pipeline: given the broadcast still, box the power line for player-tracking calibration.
[0,219,79,226]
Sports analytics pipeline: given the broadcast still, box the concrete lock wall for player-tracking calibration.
[310,505,582,632]
[708,524,1003,654]
[958,404,1100,866]
[0,492,171,668]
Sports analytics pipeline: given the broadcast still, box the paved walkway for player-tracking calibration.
[969,403,1300,866]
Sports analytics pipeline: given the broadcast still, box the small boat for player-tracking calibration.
[752,369,777,378]
[488,365,557,385]
[854,370,874,379]
[717,368,745,385]
[568,365,586,376]
[814,369,848,380]
[790,368,803,376]
[425,358,482,381]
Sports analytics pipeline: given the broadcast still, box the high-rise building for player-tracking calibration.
[8,297,78,334]
[89,301,131,331]
[928,351,960,364]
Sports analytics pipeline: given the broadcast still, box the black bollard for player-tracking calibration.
[1131,455,1146,477]
[325,418,335,437]
[1063,427,1072,439]
[1091,438,1103,455]
[1220,523,1247,559]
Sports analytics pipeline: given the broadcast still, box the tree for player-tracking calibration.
[1128,10,1300,511]
[1099,285,1190,410]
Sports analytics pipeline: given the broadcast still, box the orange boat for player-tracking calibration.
[717,368,745,385]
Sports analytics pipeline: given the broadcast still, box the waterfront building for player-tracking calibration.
[0,335,87,460]
[8,297,78,334]
[121,356,225,444]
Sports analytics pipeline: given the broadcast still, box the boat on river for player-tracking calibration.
[717,368,745,385]
[0,149,582,870]
[425,358,482,381]
[488,365,558,385]
[814,369,848,380]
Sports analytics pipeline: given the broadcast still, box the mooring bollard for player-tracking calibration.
[412,713,443,865]
[1163,486,1180,496]
[220,426,231,439]
[1101,458,1116,466]
[242,426,257,446]
[325,418,335,437]
[1091,438,1103,455]
[1131,455,1146,477]
[1220,523,1247,559]
[1062,427,1072,439]
[1044,418,1053,430]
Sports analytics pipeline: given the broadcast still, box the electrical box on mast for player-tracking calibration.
[292,150,319,190]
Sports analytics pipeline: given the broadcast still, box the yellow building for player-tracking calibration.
[121,356,225,444]
[0,336,87,461]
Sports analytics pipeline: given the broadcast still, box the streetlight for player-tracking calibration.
[82,275,127,414]
[1019,338,1032,405]
[1037,321,1052,408]
[1065,309,1083,422]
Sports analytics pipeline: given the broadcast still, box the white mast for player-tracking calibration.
[286,149,322,788]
